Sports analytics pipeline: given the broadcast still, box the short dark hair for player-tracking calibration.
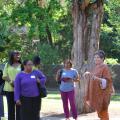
[33,56,41,66]
[21,59,31,71]
[94,50,106,60]
[8,50,21,65]
[23,59,30,66]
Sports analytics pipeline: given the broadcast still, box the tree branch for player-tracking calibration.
[46,25,53,47]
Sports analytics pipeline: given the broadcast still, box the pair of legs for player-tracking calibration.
[0,95,4,120]
[20,96,41,120]
[97,94,111,120]
[6,92,21,120]
[61,90,77,120]
[97,108,109,120]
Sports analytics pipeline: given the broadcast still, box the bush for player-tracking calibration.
[37,44,61,65]
[105,58,118,65]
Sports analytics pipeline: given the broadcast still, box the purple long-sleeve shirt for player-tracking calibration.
[14,70,46,101]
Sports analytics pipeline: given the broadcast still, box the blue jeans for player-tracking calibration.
[0,95,4,120]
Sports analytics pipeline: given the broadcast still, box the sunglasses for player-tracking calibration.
[13,52,20,55]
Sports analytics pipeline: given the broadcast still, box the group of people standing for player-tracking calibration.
[0,51,46,120]
[56,50,114,120]
[0,49,114,120]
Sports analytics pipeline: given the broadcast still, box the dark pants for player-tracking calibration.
[0,95,4,120]
[20,96,41,120]
[6,92,21,120]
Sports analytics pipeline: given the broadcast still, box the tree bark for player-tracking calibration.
[46,25,53,47]
[72,0,104,113]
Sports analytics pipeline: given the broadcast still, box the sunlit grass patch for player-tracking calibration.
[111,94,120,101]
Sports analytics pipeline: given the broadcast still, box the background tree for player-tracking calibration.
[0,1,120,113]
[0,0,72,63]
[100,0,120,61]
[1,0,119,64]
[72,0,104,113]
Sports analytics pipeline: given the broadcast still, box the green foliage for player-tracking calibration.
[0,0,120,65]
[100,0,120,62]
[105,58,118,65]
[38,44,61,64]
[0,0,72,64]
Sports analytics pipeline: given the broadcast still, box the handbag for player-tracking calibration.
[57,69,63,84]
[35,74,47,98]
[37,82,47,98]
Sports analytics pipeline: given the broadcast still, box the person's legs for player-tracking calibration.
[16,105,21,120]
[20,96,33,120]
[38,97,42,119]
[6,92,15,120]
[97,108,109,120]
[0,95,4,120]
[97,94,110,120]
[61,91,70,119]
[32,96,40,120]
[68,90,77,119]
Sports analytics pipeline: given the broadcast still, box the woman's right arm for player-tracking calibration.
[2,63,10,82]
[14,73,21,105]
[56,70,60,81]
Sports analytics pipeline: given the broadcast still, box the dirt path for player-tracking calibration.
[41,100,120,120]
[3,97,120,120]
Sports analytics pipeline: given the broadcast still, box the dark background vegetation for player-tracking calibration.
[0,0,120,91]
[0,0,120,64]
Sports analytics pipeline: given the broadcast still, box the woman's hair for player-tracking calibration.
[64,59,72,68]
[21,59,30,71]
[94,50,106,60]
[8,51,21,65]
[33,56,41,66]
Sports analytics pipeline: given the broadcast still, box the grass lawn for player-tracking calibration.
[47,90,120,101]
[111,94,120,101]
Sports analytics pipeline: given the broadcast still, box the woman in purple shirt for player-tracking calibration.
[14,60,46,120]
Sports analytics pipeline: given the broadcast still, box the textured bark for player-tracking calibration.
[72,0,104,113]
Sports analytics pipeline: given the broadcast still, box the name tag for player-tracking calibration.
[31,75,35,79]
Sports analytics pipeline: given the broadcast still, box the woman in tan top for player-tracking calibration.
[84,50,113,120]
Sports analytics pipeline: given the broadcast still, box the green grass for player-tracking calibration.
[46,91,120,102]
[46,91,61,100]
[111,94,120,101]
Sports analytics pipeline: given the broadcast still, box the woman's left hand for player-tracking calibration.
[16,100,22,106]
[36,78,40,83]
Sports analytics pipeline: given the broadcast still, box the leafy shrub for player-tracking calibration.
[105,58,118,65]
[37,44,61,65]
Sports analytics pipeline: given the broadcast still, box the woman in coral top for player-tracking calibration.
[84,50,113,120]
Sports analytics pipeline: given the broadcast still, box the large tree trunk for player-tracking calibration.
[72,0,104,113]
